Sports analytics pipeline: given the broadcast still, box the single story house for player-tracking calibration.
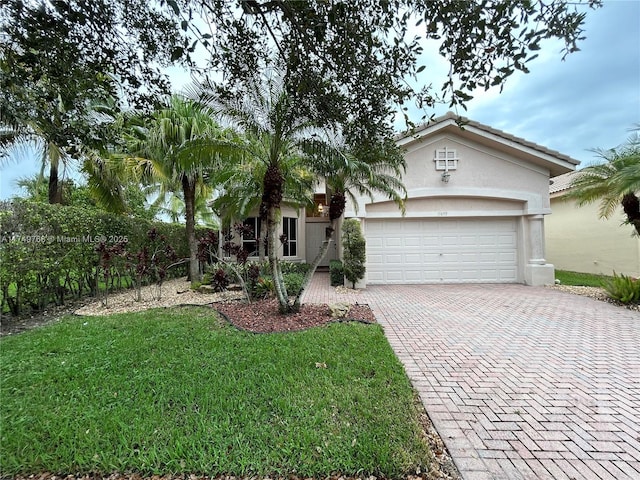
[546,171,640,277]
[234,112,579,286]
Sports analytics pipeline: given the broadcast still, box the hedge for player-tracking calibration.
[0,200,203,316]
[330,259,344,286]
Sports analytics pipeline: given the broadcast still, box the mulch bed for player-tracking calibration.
[214,299,376,333]
[0,299,377,337]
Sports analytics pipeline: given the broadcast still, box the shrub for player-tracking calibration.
[211,268,231,292]
[279,261,311,275]
[254,276,275,299]
[342,219,366,288]
[283,273,305,296]
[602,272,640,304]
[0,200,196,316]
[330,260,344,286]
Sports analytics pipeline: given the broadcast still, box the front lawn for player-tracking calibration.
[555,269,613,287]
[0,307,432,477]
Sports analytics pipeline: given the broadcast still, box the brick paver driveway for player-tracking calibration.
[303,275,640,480]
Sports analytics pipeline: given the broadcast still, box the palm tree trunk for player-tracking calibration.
[621,193,640,235]
[48,162,62,204]
[183,175,200,286]
[47,141,63,204]
[267,204,290,312]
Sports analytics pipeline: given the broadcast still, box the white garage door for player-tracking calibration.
[366,218,518,284]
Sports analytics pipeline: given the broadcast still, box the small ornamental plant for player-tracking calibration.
[342,219,366,288]
[602,271,640,304]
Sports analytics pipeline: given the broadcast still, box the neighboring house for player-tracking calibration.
[234,112,579,286]
[546,171,640,277]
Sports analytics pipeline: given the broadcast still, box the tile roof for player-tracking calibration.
[398,111,581,167]
[549,171,578,194]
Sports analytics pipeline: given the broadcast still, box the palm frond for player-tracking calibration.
[567,133,640,220]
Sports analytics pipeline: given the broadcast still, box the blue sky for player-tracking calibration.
[1,0,638,199]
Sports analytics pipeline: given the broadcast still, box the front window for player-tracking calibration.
[283,217,297,257]
[242,217,261,256]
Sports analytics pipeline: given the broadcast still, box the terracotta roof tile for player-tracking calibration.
[549,171,578,194]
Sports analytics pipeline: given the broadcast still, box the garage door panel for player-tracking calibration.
[385,237,402,247]
[441,235,459,246]
[386,271,405,281]
[499,269,517,281]
[368,253,384,264]
[458,235,477,246]
[441,253,459,263]
[422,236,440,247]
[367,218,518,284]
[478,235,500,245]
[404,270,423,281]
[423,253,441,264]
[478,252,499,262]
[405,253,422,263]
[442,269,465,280]
[367,271,384,282]
[367,237,384,248]
[498,235,516,245]
[498,252,517,263]
[404,236,421,247]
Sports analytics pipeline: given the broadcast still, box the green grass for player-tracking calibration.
[555,269,613,287]
[0,307,431,477]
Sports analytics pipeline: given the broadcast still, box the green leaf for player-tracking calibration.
[170,47,184,62]
[166,0,180,15]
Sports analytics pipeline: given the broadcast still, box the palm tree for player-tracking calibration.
[287,137,406,308]
[194,73,320,312]
[1,66,119,206]
[152,188,219,228]
[568,131,640,235]
[123,95,243,285]
[209,141,315,261]
[196,72,407,312]
[0,118,71,204]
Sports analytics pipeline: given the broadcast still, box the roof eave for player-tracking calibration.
[396,112,579,177]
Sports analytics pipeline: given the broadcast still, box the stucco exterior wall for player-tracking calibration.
[344,130,561,286]
[546,196,640,277]
[400,134,552,209]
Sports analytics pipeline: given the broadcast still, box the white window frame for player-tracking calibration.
[282,217,297,257]
[242,217,261,257]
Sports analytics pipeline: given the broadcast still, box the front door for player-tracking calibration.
[305,221,338,267]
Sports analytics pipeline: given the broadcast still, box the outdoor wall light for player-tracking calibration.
[441,171,451,183]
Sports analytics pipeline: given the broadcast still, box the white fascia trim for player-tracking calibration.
[462,124,575,172]
[364,209,528,219]
[396,118,458,148]
[359,187,548,214]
